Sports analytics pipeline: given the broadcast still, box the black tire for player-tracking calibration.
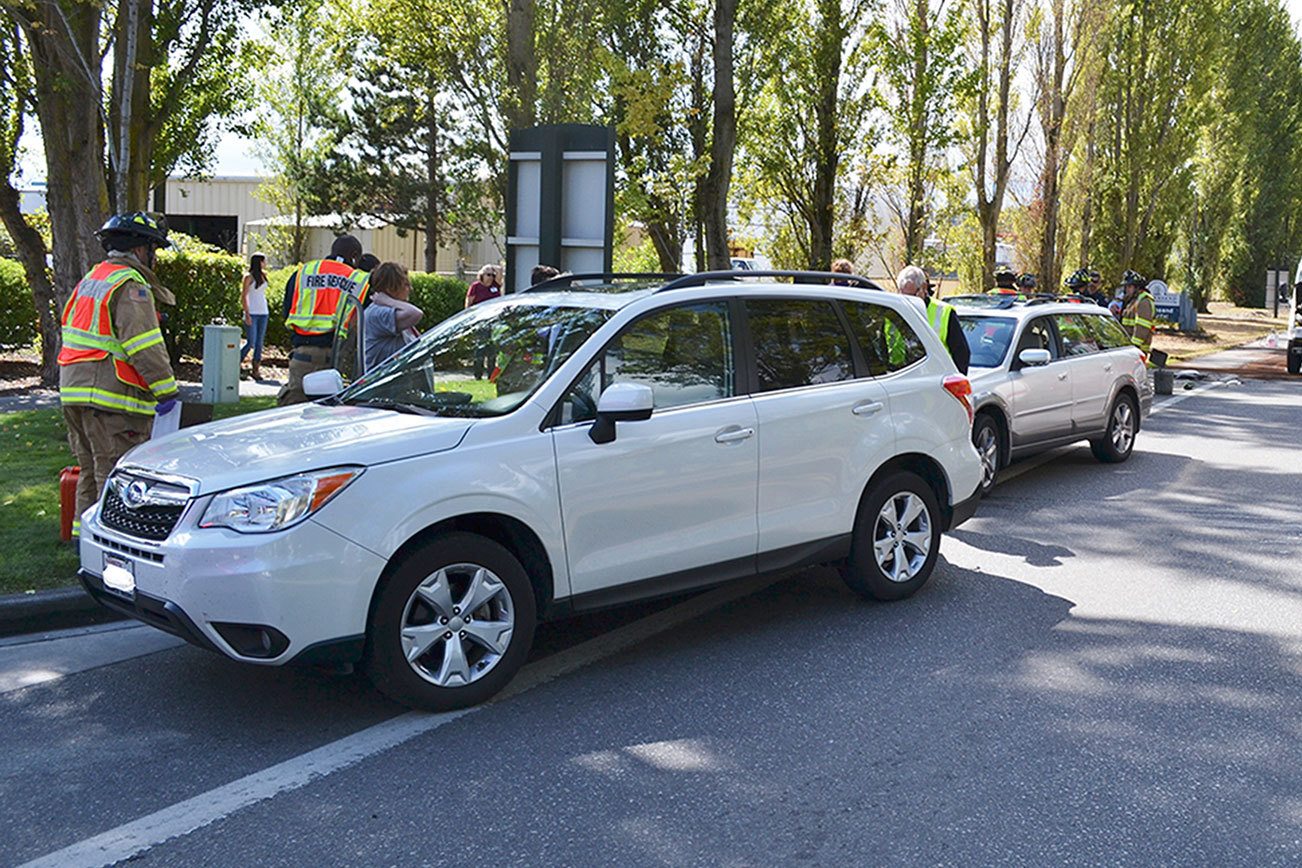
[971,413,1002,497]
[839,471,942,602]
[364,532,536,711]
[1090,392,1139,463]
[1288,348,1301,375]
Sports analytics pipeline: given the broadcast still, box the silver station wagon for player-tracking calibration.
[950,297,1154,495]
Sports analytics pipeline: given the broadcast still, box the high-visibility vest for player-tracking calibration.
[58,261,163,401]
[926,297,953,345]
[285,259,370,335]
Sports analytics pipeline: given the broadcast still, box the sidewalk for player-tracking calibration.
[0,376,282,413]
[1169,345,1292,381]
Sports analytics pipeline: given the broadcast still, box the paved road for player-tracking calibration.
[2,379,1299,866]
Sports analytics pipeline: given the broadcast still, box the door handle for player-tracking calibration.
[1057,372,1068,381]
[714,426,754,444]
[852,401,885,417]
[1103,363,1113,372]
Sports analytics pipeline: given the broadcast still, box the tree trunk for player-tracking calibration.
[108,0,154,211]
[1079,116,1096,266]
[701,0,737,270]
[1037,0,1066,290]
[19,4,109,331]
[808,0,842,272]
[424,82,440,273]
[647,220,683,273]
[903,0,930,264]
[506,0,537,132]
[0,183,59,384]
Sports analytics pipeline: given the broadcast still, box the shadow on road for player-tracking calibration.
[948,527,1076,566]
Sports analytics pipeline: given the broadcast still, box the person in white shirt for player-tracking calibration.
[364,262,424,371]
[240,252,271,380]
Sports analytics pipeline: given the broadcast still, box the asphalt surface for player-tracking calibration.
[2,378,1300,866]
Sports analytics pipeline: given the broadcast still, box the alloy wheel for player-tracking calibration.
[975,424,999,488]
[400,563,516,688]
[873,492,933,583]
[1110,401,1134,454]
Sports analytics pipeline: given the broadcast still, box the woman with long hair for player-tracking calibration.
[240,252,270,380]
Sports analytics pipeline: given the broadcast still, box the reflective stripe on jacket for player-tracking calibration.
[285,259,371,335]
[58,257,177,415]
[1122,290,1155,353]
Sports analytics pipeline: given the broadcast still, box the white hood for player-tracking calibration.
[122,403,473,494]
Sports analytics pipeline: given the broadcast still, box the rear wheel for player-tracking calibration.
[840,471,942,602]
[365,532,536,711]
[1090,393,1138,463]
[972,413,1002,497]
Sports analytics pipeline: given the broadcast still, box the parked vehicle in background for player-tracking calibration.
[950,295,1154,496]
[76,271,983,712]
[1288,258,1302,375]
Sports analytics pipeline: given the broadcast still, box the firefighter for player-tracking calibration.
[58,212,178,537]
[1064,268,1091,297]
[277,235,371,406]
[1120,269,1156,355]
[988,268,1019,296]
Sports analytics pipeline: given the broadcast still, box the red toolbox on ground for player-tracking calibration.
[59,466,79,542]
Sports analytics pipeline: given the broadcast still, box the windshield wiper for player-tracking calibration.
[348,397,440,417]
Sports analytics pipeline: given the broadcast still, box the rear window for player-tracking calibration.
[843,301,926,375]
[959,316,1017,368]
[745,299,855,391]
[1084,313,1132,350]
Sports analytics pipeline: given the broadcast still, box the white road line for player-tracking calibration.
[995,379,1226,486]
[19,571,786,868]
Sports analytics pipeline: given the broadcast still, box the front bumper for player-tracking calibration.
[79,505,387,666]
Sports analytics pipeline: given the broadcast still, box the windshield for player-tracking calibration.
[960,315,1018,368]
[337,301,612,417]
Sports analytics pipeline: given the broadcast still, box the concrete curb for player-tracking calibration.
[0,585,122,637]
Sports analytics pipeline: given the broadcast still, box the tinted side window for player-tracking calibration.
[1055,314,1101,356]
[746,299,855,392]
[844,301,926,374]
[1084,313,1131,350]
[1016,317,1058,359]
[561,302,733,424]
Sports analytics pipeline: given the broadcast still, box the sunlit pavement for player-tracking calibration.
[3,379,1300,866]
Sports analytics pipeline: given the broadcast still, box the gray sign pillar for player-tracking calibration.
[506,125,615,294]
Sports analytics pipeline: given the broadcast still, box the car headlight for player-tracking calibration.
[199,467,363,534]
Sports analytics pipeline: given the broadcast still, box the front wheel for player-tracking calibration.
[972,414,1002,497]
[1090,393,1138,463]
[839,471,942,602]
[365,532,536,711]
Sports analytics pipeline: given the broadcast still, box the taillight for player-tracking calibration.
[1139,352,1148,365]
[943,375,974,425]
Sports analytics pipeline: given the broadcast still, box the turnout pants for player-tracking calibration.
[62,405,152,535]
[277,345,334,406]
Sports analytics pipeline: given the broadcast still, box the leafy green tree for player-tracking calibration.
[870,0,970,266]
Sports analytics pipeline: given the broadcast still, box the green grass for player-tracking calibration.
[0,397,277,596]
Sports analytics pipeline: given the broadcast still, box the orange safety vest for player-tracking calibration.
[58,261,158,393]
[285,259,370,335]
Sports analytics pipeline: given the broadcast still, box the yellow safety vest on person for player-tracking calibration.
[926,297,953,346]
[58,259,178,415]
[1121,290,1156,354]
[285,258,371,336]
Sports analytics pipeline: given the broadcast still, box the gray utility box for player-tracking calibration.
[201,323,241,404]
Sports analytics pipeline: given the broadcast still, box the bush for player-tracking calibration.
[154,249,246,362]
[0,259,37,350]
[408,273,468,327]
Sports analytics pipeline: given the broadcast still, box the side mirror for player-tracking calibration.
[589,382,654,444]
[303,369,346,397]
[1017,348,1051,368]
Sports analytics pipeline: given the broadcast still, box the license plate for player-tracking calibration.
[102,554,136,600]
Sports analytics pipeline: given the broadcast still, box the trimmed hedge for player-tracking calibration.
[0,259,35,350]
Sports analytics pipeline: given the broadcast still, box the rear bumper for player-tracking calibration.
[947,491,980,531]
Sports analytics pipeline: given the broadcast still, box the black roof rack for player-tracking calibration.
[522,272,683,293]
[656,270,883,292]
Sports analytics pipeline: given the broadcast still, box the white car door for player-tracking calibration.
[746,298,895,554]
[551,300,759,598]
[1008,315,1074,442]
[1054,312,1111,430]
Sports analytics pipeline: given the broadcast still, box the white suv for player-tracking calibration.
[953,296,1154,494]
[78,272,983,710]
